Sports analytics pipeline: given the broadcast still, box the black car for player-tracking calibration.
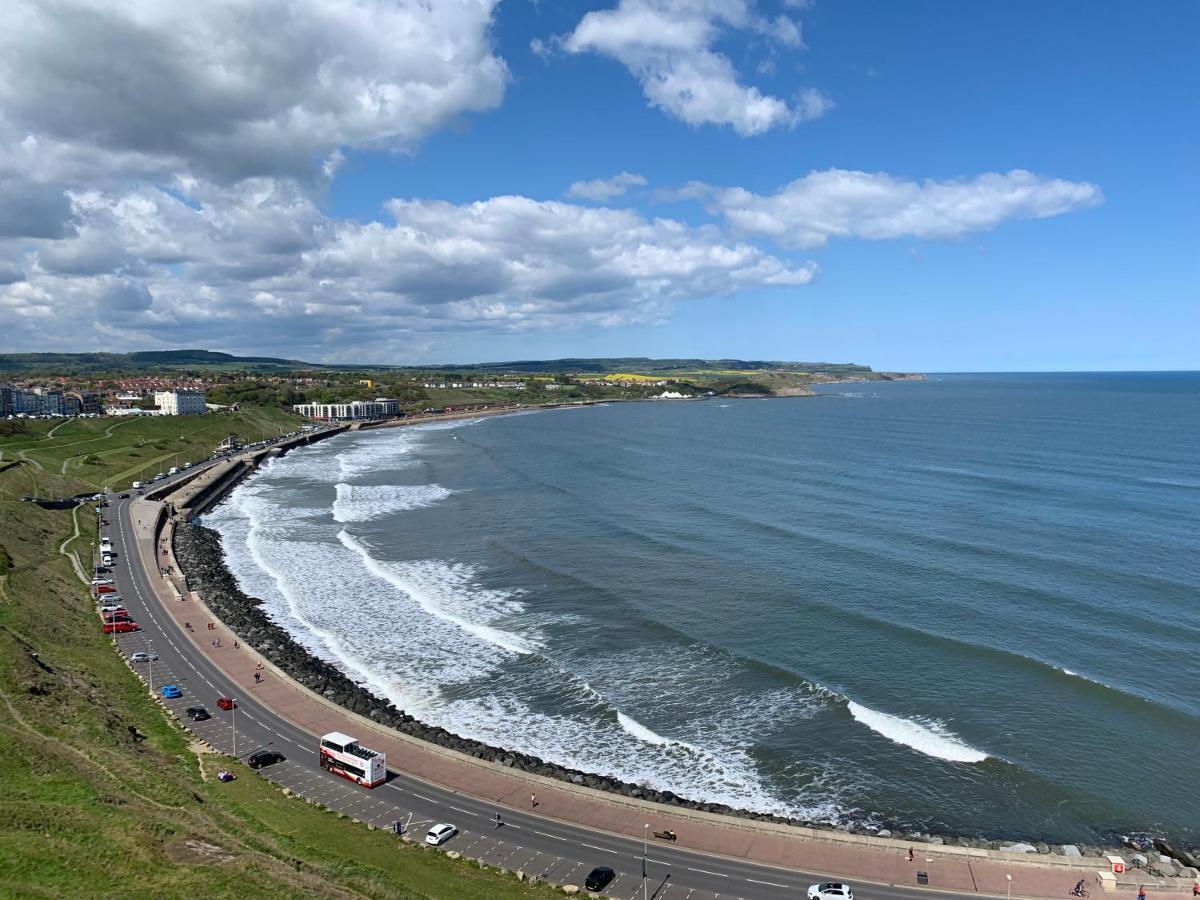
[119,493,130,499]
[247,749,284,770]
[185,706,211,721]
[584,866,615,892]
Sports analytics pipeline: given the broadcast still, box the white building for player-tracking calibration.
[154,389,207,416]
[293,398,399,421]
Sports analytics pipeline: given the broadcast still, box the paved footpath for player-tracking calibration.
[121,461,1179,900]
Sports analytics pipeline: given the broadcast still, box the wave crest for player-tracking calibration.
[847,701,989,763]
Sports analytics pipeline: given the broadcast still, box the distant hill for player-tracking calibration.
[0,349,878,378]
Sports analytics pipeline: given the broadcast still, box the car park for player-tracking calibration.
[161,684,182,699]
[424,823,458,846]
[216,697,236,711]
[103,620,139,634]
[584,866,615,892]
[130,651,159,663]
[247,750,284,769]
[808,883,854,900]
[185,706,211,721]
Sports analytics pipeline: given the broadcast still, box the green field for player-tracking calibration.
[0,409,557,898]
[0,408,305,492]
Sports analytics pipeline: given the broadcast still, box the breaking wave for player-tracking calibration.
[847,701,989,764]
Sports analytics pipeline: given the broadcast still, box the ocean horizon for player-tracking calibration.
[203,372,1200,845]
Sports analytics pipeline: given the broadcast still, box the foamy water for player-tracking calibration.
[204,377,1200,844]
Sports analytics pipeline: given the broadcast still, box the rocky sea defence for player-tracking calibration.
[173,519,1200,871]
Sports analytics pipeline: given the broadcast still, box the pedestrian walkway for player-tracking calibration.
[128,488,1182,900]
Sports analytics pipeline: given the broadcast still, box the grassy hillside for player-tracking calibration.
[0,407,302,492]
[0,409,556,898]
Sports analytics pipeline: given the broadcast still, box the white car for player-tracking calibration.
[130,650,159,662]
[99,604,126,614]
[92,578,114,586]
[809,884,853,900]
[425,823,458,846]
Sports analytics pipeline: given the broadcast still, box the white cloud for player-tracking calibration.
[556,0,828,135]
[0,186,817,356]
[0,0,508,186]
[566,172,648,201]
[693,168,1104,248]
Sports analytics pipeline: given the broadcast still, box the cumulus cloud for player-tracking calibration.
[556,0,829,135]
[0,0,509,185]
[0,185,817,356]
[690,168,1104,248]
[566,172,648,201]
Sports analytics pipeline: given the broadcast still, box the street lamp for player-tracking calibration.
[643,823,649,900]
[1007,873,1013,900]
[147,640,154,693]
[231,699,237,759]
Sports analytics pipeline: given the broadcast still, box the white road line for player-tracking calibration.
[582,842,618,854]
[746,878,789,888]
[448,805,478,816]
[534,830,569,842]
[687,867,727,877]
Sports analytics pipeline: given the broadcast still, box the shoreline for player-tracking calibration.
[172,409,1195,867]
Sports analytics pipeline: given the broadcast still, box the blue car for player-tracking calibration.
[161,684,182,699]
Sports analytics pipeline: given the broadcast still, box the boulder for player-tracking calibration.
[1061,846,1083,857]
[1001,843,1038,854]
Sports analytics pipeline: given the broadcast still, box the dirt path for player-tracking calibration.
[58,504,91,586]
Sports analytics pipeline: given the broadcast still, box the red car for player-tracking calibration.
[102,612,131,623]
[96,585,118,594]
[216,697,237,711]
[103,620,139,634]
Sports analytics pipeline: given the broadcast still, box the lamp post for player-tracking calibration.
[643,823,649,900]
[231,699,237,759]
[1007,873,1013,900]
[147,639,154,693]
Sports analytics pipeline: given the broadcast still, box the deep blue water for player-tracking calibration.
[206,373,1200,843]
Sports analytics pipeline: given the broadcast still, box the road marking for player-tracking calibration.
[448,805,478,816]
[534,829,568,842]
[582,842,618,854]
[687,867,727,877]
[746,878,789,888]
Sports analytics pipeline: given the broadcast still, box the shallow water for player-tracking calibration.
[205,373,1200,843]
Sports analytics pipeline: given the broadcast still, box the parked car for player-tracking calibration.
[808,884,854,900]
[130,651,159,663]
[161,684,182,699]
[185,706,211,721]
[96,585,118,594]
[132,481,143,489]
[247,749,284,769]
[92,578,114,586]
[585,866,615,892]
[424,823,458,846]
[103,621,138,634]
[216,697,236,711]
[99,605,127,615]
[119,493,130,499]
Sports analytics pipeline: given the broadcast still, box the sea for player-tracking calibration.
[203,373,1200,844]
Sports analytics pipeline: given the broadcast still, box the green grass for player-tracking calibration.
[0,409,558,898]
[0,407,304,490]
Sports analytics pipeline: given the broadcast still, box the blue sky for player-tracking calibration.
[0,1,1195,370]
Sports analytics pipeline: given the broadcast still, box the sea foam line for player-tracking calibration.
[847,701,989,764]
[336,529,539,656]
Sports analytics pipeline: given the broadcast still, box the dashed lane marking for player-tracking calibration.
[746,877,789,888]
[687,867,727,877]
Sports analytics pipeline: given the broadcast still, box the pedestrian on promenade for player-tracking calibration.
[495,812,502,829]
[233,640,239,649]
[907,847,915,862]
[254,671,261,684]
[1191,883,1198,898]
[1137,885,1147,900]
[531,793,537,809]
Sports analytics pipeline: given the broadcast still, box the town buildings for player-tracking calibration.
[293,398,399,421]
[153,389,207,415]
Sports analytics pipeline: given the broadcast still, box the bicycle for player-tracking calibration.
[1070,880,1090,898]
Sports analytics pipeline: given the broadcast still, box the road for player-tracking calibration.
[101,460,993,900]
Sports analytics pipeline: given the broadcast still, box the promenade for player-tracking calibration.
[124,445,1192,899]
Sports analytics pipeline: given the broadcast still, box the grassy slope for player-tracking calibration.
[0,411,555,899]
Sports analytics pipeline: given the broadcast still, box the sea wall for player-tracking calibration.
[164,416,1200,871]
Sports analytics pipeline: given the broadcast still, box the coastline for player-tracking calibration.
[170,411,1197,869]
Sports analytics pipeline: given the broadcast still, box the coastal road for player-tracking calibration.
[104,488,998,900]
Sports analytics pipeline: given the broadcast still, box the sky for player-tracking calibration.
[0,1,1196,371]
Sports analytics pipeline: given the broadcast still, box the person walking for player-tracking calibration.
[907,847,915,862]
[1137,885,1147,900]
[531,793,537,809]
[1191,881,1198,898]
[495,812,502,829]
[254,671,262,685]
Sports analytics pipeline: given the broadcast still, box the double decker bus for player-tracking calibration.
[319,731,386,787]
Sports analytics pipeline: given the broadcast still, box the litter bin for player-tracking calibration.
[917,871,929,885]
